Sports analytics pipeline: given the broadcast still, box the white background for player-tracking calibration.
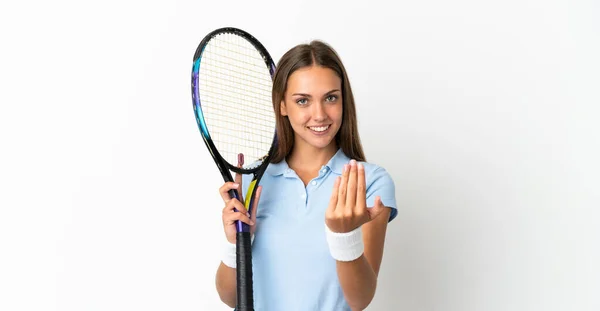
[1,0,599,310]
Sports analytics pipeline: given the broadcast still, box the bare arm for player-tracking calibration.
[214,160,262,308]
[215,262,237,308]
[214,189,259,308]
[325,160,393,311]
[336,207,390,311]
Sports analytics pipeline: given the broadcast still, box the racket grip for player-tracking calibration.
[236,231,254,311]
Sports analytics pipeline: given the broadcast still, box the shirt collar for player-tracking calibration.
[266,148,350,176]
[265,159,289,176]
[324,148,350,175]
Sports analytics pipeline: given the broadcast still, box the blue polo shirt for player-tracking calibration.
[240,148,397,311]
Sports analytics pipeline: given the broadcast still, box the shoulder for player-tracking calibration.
[359,161,395,187]
[358,160,398,222]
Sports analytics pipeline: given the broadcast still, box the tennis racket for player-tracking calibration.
[191,27,276,311]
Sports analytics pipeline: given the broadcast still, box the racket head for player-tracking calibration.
[191,27,277,176]
[191,28,277,311]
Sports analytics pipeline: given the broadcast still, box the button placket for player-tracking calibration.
[284,167,307,211]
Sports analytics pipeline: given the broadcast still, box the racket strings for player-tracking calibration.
[196,110,273,130]
[198,33,275,167]
[200,92,274,119]
[201,79,271,101]
[202,59,274,82]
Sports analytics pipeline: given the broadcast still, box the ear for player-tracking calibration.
[280,100,287,116]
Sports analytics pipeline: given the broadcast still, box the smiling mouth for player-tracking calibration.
[308,125,330,132]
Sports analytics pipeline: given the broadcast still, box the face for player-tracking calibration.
[280,66,343,153]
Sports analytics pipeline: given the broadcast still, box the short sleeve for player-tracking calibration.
[366,166,398,222]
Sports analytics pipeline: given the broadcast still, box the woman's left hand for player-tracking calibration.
[325,159,387,233]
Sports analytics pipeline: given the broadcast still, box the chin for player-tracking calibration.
[307,136,337,150]
[293,124,340,151]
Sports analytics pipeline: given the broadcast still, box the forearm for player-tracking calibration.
[215,262,236,308]
[336,255,378,311]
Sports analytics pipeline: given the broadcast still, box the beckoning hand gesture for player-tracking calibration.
[325,159,386,233]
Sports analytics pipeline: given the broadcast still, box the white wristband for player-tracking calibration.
[325,225,364,262]
[221,240,237,268]
[221,235,255,268]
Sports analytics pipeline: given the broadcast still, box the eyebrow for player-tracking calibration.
[291,89,341,97]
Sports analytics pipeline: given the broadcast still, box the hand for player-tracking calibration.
[325,159,386,233]
[220,153,261,244]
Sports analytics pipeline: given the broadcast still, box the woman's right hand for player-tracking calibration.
[219,179,262,245]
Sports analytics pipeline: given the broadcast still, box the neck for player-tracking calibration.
[287,141,338,174]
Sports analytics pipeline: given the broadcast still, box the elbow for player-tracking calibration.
[348,288,377,311]
[349,298,374,311]
[215,283,236,308]
[352,281,378,311]
[215,268,236,308]
[216,290,236,309]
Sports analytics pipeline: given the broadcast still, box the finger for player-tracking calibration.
[337,163,349,209]
[224,210,255,226]
[224,198,248,216]
[219,182,240,203]
[346,159,358,210]
[355,162,367,213]
[327,176,341,216]
[367,196,386,220]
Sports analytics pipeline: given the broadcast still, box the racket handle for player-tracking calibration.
[236,231,254,311]
[228,189,251,233]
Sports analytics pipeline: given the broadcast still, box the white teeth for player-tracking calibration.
[309,125,329,132]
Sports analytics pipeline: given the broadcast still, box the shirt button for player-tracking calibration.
[311,181,317,186]
[301,193,306,198]
[321,169,327,173]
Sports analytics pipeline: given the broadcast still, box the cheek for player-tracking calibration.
[292,109,311,123]
[287,109,309,126]
[330,104,343,123]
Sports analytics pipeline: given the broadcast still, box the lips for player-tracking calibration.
[308,125,330,132]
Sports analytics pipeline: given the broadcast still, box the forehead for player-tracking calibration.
[286,66,341,92]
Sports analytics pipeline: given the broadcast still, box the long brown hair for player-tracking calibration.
[270,40,365,163]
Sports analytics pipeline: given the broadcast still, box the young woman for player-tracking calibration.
[215,40,398,311]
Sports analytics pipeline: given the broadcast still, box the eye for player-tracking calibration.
[296,98,308,105]
[325,95,338,102]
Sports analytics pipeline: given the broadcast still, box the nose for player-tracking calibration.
[312,101,327,122]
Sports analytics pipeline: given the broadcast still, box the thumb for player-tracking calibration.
[234,153,244,201]
[367,196,386,221]
[250,185,262,235]
[251,186,262,221]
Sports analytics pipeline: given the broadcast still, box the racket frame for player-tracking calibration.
[191,27,277,311]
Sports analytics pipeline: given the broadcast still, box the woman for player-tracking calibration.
[215,40,398,311]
